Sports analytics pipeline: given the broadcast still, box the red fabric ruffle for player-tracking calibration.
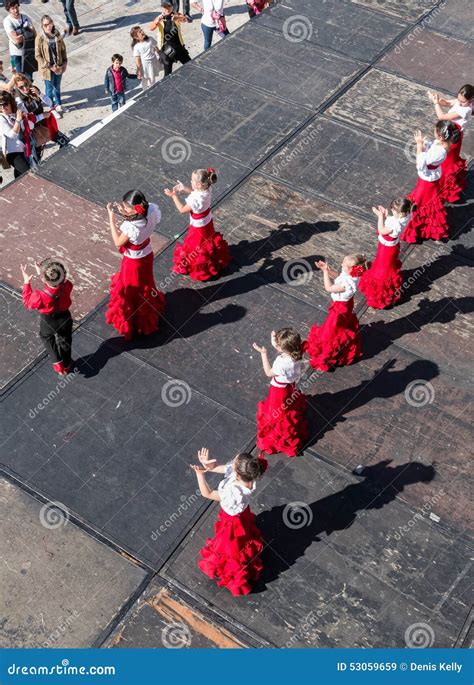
[358,241,403,309]
[198,506,264,596]
[305,299,361,371]
[401,177,448,243]
[172,219,231,281]
[439,129,467,203]
[105,252,165,340]
[256,383,308,457]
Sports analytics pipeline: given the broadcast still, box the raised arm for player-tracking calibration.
[191,466,221,501]
[252,342,275,377]
[315,260,345,293]
[164,187,192,214]
[197,447,227,473]
[106,204,129,248]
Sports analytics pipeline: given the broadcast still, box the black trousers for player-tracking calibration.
[171,0,190,14]
[39,311,73,366]
[161,45,191,76]
[6,152,30,179]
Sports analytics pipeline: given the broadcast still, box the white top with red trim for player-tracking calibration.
[448,101,472,131]
[378,214,410,247]
[416,139,447,182]
[218,461,255,516]
[186,188,213,227]
[120,203,161,259]
[270,353,302,387]
[331,272,358,302]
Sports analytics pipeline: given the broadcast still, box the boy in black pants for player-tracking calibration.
[21,259,73,375]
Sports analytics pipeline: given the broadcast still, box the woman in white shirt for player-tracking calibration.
[253,327,308,457]
[192,0,229,50]
[164,167,231,280]
[428,84,473,203]
[359,198,414,310]
[401,122,457,243]
[0,90,29,178]
[306,255,368,371]
[191,447,266,596]
[105,189,165,340]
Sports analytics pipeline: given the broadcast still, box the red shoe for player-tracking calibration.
[52,362,64,374]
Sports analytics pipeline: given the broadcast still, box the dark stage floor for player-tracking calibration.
[1,0,472,649]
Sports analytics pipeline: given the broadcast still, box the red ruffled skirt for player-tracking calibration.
[358,242,402,309]
[256,383,308,457]
[439,128,467,203]
[401,177,448,243]
[198,506,264,596]
[306,299,361,371]
[172,219,231,281]
[105,252,165,340]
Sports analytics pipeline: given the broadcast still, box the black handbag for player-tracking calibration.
[161,43,177,61]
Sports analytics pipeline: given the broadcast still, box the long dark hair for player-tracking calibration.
[234,453,266,483]
[435,120,460,144]
[130,26,148,48]
[122,189,149,220]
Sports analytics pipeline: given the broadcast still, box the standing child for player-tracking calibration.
[401,122,457,243]
[105,190,165,340]
[130,26,161,91]
[104,54,136,112]
[428,85,473,203]
[164,167,231,281]
[21,258,73,375]
[253,328,309,458]
[191,447,266,596]
[359,199,414,309]
[306,255,368,371]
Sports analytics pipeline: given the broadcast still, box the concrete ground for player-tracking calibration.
[0,0,250,185]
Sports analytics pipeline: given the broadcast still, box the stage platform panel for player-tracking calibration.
[193,23,364,110]
[1,328,255,569]
[37,119,250,239]
[303,338,472,533]
[0,474,148,648]
[82,260,321,421]
[446,168,474,259]
[162,456,467,648]
[211,174,375,307]
[349,0,438,22]
[380,30,473,93]
[0,174,170,320]
[261,117,415,218]
[428,0,474,42]
[257,0,407,61]
[125,68,311,168]
[328,70,474,156]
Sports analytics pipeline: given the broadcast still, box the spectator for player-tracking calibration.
[0,59,9,87]
[60,0,80,36]
[3,0,36,81]
[247,0,271,18]
[131,26,161,91]
[0,90,30,178]
[104,54,137,112]
[150,3,191,77]
[35,15,67,119]
[193,0,229,51]
[171,0,192,22]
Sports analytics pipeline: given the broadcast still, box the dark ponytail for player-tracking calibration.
[122,189,149,220]
[390,197,416,216]
[435,120,460,144]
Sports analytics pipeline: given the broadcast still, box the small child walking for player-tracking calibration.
[254,328,309,458]
[191,447,267,596]
[21,259,73,375]
[104,53,137,112]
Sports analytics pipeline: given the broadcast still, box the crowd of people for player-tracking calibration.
[6,1,472,599]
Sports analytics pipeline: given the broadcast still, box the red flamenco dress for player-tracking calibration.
[359,216,408,309]
[198,462,265,596]
[172,188,231,281]
[401,141,448,243]
[439,124,467,203]
[106,204,165,340]
[256,355,309,457]
[306,270,362,371]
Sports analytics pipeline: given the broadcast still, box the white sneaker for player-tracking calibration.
[53,108,63,119]
[55,105,64,113]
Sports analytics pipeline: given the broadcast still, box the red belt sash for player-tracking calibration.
[191,207,211,221]
[119,237,151,254]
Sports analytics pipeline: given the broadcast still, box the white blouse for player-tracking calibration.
[448,102,472,132]
[186,188,212,226]
[331,272,358,302]
[218,461,255,516]
[120,203,161,259]
[201,0,225,27]
[378,214,410,247]
[0,113,25,154]
[416,140,447,182]
[270,353,302,387]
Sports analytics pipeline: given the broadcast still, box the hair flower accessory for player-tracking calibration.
[207,167,215,173]
[350,264,366,278]
[133,204,146,216]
